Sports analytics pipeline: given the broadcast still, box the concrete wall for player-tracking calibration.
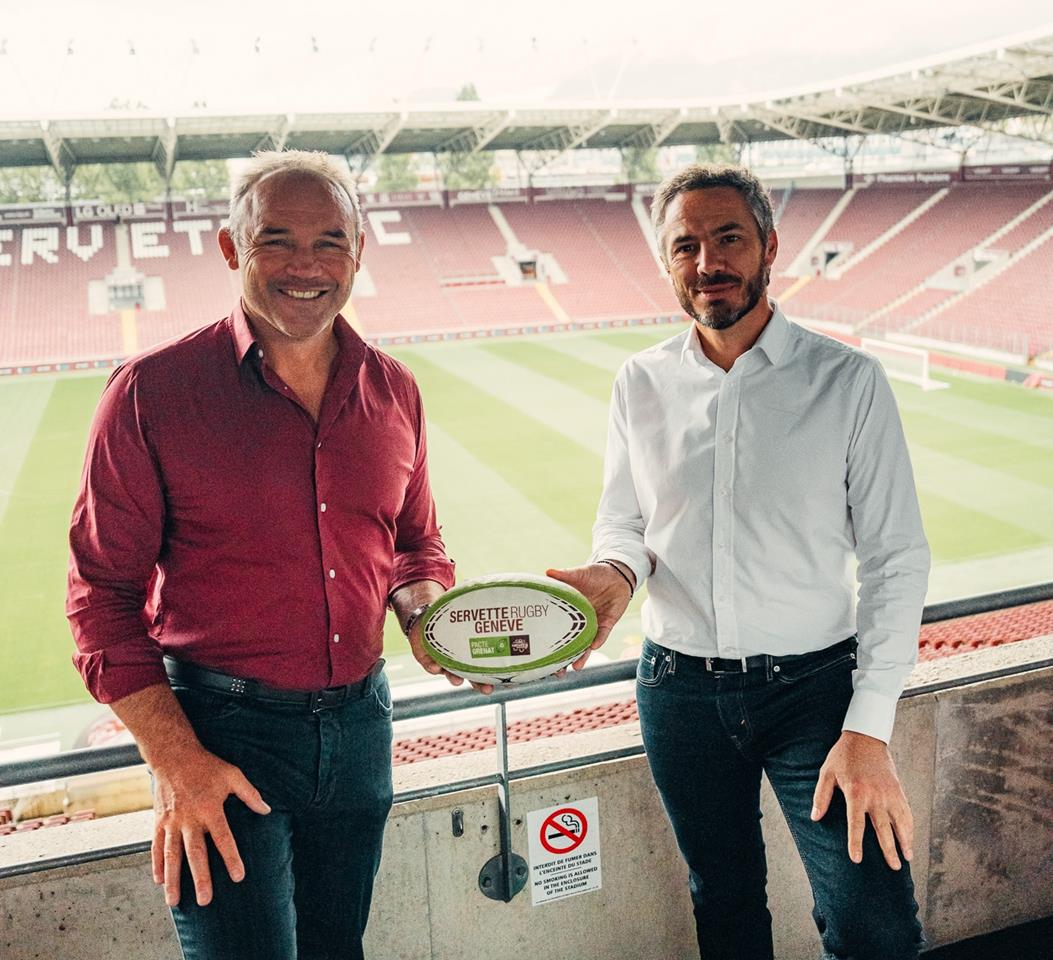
[2,638,1050,960]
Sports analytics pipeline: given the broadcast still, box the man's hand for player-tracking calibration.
[546,561,634,670]
[811,730,913,870]
[150,745,271,907]
[406,620,494,695]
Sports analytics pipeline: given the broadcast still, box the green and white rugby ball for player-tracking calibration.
[421,573,598,685]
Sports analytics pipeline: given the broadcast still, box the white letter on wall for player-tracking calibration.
[367,210,411,246]
[131,221,170,259]
[172,219,214,256]
[66,224,105,263]
[0,229,12,267]
[21,227,60,264]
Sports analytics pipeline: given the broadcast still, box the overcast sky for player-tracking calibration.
[0,0,1051,118]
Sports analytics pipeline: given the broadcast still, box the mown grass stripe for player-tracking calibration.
[915,486,1046,564]
[391,349,603,544]
[533,333,641,372]
[0,379,55,525]
[903,408,1053,491]
[477,341,618,404]
[593,327,684,352]
[403,344,609,457]
[0,377,105,712]
[893,382,1053,451]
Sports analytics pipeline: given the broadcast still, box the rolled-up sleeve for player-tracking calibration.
[388,389,455,595]
[67,365,168,703]
[589,368,653,592]
[843,361,930,743]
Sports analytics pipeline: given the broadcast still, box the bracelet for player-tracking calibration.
[598,559,634,596]
[402,602,431,637]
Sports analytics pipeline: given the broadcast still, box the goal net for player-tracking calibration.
[861,338,950,391]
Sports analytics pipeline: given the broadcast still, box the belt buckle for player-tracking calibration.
[310,687,347,713]
[706,656,749,674]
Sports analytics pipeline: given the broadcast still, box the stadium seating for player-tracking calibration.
[1,181,1051,366]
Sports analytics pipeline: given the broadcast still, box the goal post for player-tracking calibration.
[861,338,950,391]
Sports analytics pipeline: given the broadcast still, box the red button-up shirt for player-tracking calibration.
[67,304,454,702]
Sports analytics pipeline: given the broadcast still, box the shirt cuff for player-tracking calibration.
[72,649,169,705]
[388,558,456,599]
[841,687,899,744]
[590,551,650,597]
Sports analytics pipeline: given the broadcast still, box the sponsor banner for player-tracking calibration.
[0,205,66,225]
[534,184,629,201]
[172,199,229,218]
[962,163,1052,182]
[360,190,443,209]
[448,187,528,206]
[633,182,660,196]
[73,202,167,223]
[852,170,959,187]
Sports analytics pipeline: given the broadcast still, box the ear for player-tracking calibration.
[764,228,779,272]
[356,229,365,265]
[218,227,239,270]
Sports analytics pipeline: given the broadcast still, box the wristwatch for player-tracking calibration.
[402,602,431,638]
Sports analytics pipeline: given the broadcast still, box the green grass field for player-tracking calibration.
[2,326,1052,715]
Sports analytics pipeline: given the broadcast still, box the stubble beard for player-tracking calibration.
[678,261,770,331]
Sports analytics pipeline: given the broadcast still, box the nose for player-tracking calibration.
[285,245,325,276]
[695,241,725,276]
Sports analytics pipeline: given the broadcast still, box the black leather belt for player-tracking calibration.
[164,656,382,713]
[704,638,856,674]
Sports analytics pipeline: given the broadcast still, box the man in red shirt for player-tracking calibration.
[67,150,467,960]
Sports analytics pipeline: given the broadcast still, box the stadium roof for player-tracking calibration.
[1,27,1050,181]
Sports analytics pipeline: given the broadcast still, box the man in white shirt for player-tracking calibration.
[549,165,929,960]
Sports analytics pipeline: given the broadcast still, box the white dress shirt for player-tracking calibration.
[591,304,930,743]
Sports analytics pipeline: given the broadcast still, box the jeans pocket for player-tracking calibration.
[171,685,246,723]
[637,640,674,688]
[369,673,393,720]
[773,650,856,685]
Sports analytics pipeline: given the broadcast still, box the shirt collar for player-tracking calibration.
[754,301,791,367]
[227,300,366,377]
[678,298,791,370]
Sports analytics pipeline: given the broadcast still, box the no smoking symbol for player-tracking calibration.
[540,807,588,855]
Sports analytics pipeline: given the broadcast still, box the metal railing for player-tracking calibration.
[2,581,1052,886]
[2,581,1052,792]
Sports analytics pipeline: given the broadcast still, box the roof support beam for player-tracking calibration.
[39,121,76,184]
[436,110,515,155]
[253,115,291,154]
[520,111,614,175]
[152,119,178,183]
[344,112,406,180]
[618,109,686,151]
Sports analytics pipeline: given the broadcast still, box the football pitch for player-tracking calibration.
[2,325,1052,716]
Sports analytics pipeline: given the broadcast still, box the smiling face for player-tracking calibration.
[660,186,777,331]
[219,170,364,345]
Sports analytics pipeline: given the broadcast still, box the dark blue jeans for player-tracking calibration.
[167,669,394,960]
[636,637,923,960]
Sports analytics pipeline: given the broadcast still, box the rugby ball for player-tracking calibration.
[421,573,598,685]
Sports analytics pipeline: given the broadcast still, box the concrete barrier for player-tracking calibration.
[2,637,1050,960]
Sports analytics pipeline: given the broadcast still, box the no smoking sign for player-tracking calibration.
[527,796,602,906]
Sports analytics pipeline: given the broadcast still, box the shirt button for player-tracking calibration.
[328,569,336,579]
[320,502,327,512]
[317,442,322,449]
[721,486,730,496]
[723,433,733,443]
[257,349,263,359]
[333,633,340,643]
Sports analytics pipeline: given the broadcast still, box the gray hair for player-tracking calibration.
[650,164,774,257]
[227,149,363,253]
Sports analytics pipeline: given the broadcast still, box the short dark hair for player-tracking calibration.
[650,164,774,258]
